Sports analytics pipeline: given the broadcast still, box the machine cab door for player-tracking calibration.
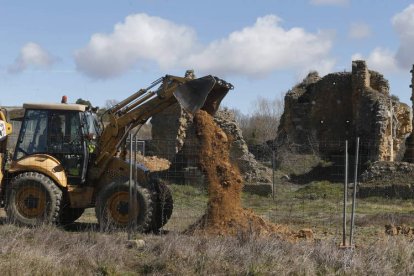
[14,109,88,185]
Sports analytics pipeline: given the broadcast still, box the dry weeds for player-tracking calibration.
[0,223,413,275]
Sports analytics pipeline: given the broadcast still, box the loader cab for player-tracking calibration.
[13,103,91,185]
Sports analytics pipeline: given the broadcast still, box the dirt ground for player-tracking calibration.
[135,154,171,171]
[186,110,312,240]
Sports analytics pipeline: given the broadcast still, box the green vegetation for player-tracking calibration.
[295,181,343,199]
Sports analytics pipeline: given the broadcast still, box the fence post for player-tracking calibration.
[132,135,138,231]
[272,151,275,201]
[128,132,133,240]
[349,137,360,246]
[342,140,348,247]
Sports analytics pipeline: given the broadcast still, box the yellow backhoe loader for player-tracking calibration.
[0,74,233,231]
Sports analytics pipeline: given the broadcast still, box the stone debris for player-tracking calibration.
[214,109,273,184]
[359,161,414,199]
[385,224,414,238]
[126,239,146,249]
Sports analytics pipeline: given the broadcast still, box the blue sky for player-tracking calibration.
[1,0,414,113]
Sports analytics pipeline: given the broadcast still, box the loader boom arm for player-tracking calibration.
[90,74,232,180]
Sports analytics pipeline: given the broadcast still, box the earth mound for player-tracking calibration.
[186,110,312,241]
[136,154,171,172]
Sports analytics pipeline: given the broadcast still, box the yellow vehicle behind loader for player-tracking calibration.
[0,74,233,231]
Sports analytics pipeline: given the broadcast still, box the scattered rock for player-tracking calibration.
[359,161,414,199]
[385,224,414,238]
[126,239,146,249]
[296,228,314,239]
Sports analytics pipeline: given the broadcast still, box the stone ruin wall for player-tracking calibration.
[275,60,412,164]
[149,104,191,160]
[150,107,272,184]
[150,60,412,182]
[402,65,414,162]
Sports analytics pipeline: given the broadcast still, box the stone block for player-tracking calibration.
[243,183,273,196]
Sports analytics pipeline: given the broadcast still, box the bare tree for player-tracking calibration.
[234,95,284,145]
[105,99,119,109]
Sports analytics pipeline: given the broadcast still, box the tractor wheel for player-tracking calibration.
[6,172,62,226]
[149,179,173,232]
[95,180,152,232]
[59,206,85,225]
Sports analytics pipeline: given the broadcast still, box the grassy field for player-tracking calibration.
[0,182,414,275]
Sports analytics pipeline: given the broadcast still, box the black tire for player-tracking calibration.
[149,180,173,231]
[6,172,62,226]
[95,180,152,232]
[59,206,85,225]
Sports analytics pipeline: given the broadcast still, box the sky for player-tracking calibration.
[1,0,414,114]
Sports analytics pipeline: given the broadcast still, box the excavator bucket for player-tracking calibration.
[173,75,233,115]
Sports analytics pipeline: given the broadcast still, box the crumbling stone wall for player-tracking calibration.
[275,60,412,165]
[151,105,272,184]
[403,65,414,162]
[150,104,191,160]
[214,110,272,184]
[359,161,414,199]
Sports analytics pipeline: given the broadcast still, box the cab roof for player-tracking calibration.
[23,103,86,112]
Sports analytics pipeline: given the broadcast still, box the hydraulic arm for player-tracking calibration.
[91,74,233,180]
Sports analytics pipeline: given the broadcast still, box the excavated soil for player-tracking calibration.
[385,224,414,239]
[135,154,171,171]
[186,110,312,240]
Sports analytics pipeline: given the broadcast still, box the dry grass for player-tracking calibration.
[1,184,414,275]
[0,222,413,275]
[0,223,131,275]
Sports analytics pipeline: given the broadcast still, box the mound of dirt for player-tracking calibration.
[186,110,312,240]
[385,224,414,238]
[135,154,171,172]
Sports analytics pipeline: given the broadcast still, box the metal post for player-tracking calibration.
[349,137,359,246]
[342,140,348,247]
[128,132,133,240]
[272,151,275,201]
[132,135,138,230]
[142,140,146,157]
[411,64,414,135]
[390,99,394,162]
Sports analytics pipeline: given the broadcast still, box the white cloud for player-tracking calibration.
[185,15,334,77]
[74,13,197,79]
[348,22,371,39]
[352,48,398,73]
[351,53,363,61]
[8,42,56,74]
[310,0,349,6]
[392,4,414,69]
[349,4,414,73]
[76,14,335,79]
